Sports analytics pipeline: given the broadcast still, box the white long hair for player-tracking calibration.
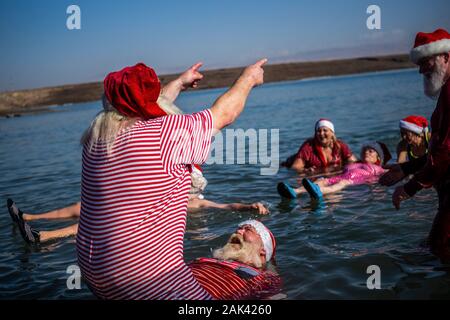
[81,94,183,155]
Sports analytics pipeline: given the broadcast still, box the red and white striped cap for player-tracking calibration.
[238,220,276,262]
[315,118,335,133]
[399,115,429,135]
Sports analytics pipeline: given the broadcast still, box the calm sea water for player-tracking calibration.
[1,69,449,299]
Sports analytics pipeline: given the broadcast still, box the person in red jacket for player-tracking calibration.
[380,29,450,262]
[281,119,357,174]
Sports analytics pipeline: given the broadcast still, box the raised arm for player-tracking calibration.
[160,62,204,102]
[210,59,267,131]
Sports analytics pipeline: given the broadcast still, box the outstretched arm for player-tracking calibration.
[188,199,269,215]
[210,59,267,131]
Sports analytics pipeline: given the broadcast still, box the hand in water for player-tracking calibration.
[251,202,269,215]
[379,164,405,186]
[392,185,411,210]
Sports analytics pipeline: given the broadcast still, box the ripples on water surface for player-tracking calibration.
[1,69,449,299]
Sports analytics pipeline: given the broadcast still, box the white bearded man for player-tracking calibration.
[380,28,450,262]
[188,219,282,300]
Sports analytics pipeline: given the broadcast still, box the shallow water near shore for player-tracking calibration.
[1,69,449,299]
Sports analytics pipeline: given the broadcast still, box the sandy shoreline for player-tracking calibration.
[0,54,415,116]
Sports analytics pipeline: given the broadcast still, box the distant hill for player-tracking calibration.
[0,54,415,116]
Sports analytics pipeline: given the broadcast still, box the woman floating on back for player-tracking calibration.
[278,141,391,200]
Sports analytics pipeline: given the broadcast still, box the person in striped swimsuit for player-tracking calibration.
[72,59,267,300]
[277,141,391,200]
[6,63,269,245]
[189,219,282,300]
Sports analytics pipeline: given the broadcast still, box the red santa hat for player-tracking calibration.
[238,220,276,262]
[103,63,166,119]
[399,115,429,135]
[103,63,183,119]
[410,28,450,64]
[315,118,335,133]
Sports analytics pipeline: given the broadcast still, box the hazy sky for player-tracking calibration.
[1,0,449,91]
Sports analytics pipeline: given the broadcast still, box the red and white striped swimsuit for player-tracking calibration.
[76,109,214,300]
[189,258,282,300]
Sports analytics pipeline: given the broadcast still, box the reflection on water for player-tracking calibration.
[1,69,449,299]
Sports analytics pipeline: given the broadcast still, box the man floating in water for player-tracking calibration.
[189,219,282,300]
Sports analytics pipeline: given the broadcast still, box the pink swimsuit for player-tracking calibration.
[324,162,385,186]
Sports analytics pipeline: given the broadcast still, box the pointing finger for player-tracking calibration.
[191,62,203,71]
[254,58,268,67]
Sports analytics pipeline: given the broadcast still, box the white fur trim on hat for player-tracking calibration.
[399,120,426,135]
[315,119,335,133]
[238,220,275,262]
[410,39,450,64]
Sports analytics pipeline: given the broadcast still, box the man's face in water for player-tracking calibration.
[213,225,266,268]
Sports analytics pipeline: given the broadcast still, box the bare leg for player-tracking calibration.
[23,202,81,221]
[39,223,79,242]
[293,179,328,195]
[318,180,351,195]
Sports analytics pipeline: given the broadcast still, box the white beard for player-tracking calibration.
[212,234,263,268]
[423,60,447,99]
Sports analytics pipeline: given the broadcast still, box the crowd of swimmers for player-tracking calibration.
[4,28,450,299]
[7,114,430,243]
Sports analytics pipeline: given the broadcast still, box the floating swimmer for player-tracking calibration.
[278,141,391,200]
[6,167,268,244]
[189,219,282,300]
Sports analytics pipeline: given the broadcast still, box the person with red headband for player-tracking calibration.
[278,142,391,200]
[189,219,282,300]
[55,58,268,300]
[380,28,450,262]
[281,118,357,174]
[397,115,431,163]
